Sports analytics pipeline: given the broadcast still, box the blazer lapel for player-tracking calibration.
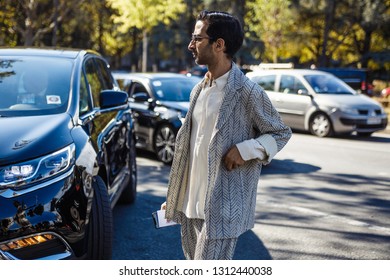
[215,64,244,131]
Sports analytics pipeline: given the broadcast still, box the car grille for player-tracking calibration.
[358,109,382,115]
[0,232,73,260]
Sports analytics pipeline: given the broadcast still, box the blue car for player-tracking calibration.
[0,48,137,259]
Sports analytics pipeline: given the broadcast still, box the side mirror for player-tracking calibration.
[133,92,149,102]
[298,89,309,95]
[100,90,128,109]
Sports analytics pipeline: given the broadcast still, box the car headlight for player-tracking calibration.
[340,107,359,115]
[0,144,75,189]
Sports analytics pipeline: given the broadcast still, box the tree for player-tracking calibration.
[0,0,19,46]
[11,0,82,46]
[108,0,186,72]
[245,0,295,63]
[345,0,390,68]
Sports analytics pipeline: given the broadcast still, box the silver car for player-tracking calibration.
[246,69,388,137]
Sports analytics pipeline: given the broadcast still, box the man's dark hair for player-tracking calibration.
[197,10,244,59]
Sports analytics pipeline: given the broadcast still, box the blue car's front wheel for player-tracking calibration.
[86,176,113,259]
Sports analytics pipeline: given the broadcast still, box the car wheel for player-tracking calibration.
[86,176,113,259]
[154,124,176,164]
[119,136,137,204]
[309,112,333,137]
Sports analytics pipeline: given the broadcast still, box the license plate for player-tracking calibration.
[367,117,381,125]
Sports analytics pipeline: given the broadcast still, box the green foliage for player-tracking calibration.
[108,0,186,32]
[245,0,295,63]
[0,0,388,73]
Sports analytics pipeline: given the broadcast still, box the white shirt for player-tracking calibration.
[182,71,267,219]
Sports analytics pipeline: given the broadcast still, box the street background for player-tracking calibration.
[112,129,390,260]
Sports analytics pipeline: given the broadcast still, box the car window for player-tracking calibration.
[79,72,91,115]
[129,82,149,98]
[251,75,276,91]
[95,58,115,90]
[84,58,102,108]
[279,75,306,94]
[0,56,71,116]
[305,74,355,95]
[150,77,200,101]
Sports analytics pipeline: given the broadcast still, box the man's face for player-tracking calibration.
[188,20,214,66]
[23,71,48,94]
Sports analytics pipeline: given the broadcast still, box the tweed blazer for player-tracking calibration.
[165,63,292,239]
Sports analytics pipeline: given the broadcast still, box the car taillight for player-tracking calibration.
[361,81,366,90]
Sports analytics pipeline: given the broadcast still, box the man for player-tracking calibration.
[162,10,292,260]
[17,70,49,105]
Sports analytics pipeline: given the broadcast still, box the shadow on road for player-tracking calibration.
[113,150,273,260]
[263,159,321,175]
[113,191,272,260]
[234,230,272,260]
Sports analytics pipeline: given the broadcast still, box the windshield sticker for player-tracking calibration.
[152,81,162,87]
[156,90,164,97]
[46,95,61,104]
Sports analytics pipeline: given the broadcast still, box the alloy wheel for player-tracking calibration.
[310,113,333,137]
[154,125,176,164]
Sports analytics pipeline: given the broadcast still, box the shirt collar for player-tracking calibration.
[204,70,230,90]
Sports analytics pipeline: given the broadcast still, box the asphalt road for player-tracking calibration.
[112,130,390,260]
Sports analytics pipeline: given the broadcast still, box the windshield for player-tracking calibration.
[151,77,201,102]
[304,74,355,95]
[0,56,73,117]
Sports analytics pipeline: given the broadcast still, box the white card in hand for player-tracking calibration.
[153,210,177,228]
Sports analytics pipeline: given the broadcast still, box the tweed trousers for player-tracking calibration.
[179,212,238,260]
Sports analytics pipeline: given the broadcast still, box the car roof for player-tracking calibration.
[0,47,97,59]
[246,69,333,77]
[112,72,195,79]
[112,72,203,85]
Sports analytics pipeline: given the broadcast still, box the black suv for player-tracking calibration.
[0,48,137,260]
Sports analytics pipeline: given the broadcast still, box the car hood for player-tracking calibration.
[315,94,383,109]
[0,113,74,165]
[159,101,190,112]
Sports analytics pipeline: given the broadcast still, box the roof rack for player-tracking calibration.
[249,62,294,71]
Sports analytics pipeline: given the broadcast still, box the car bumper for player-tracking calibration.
[329,110,388,134]
[339,116,388,132]
[0,167,90,260]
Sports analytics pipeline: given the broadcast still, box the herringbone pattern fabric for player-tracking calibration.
[166,63,292,239]
[180,213,237,260]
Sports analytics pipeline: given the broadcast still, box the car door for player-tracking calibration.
[274,74,313,130]
[251,73,279,104]
[83,56,128,197]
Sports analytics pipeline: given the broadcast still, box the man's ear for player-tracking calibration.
[215,38,225,52]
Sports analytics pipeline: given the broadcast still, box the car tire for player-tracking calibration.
[154,124,176,164]
[119,136,137,204]
[309,112,333,137]
[86,176,113,259]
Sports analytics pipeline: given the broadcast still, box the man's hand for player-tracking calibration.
[223,145,245,171]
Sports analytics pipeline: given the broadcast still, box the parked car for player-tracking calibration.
[113,72,201,164]
[246,69,388,137]
[0,48,137,260]
[317,68,374,96]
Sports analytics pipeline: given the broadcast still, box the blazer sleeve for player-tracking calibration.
[247,81,292,164]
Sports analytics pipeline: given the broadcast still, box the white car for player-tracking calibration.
[246,69,388,137]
